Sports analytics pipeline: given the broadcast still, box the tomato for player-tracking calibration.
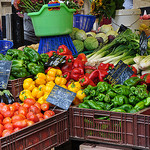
[24,98,36,105]
[9,105,16,112]
[0,114,3,120]
[41,103,49,111]
[0,119,2,124]
[34,102,41,111]
[39,118,44,121]
[12,115,25,123]
[4,123,14,130]
[0,103,5,113]
[14,127,21,132]
[22,103,31,110]
[29,105,40,114]
[27,112,35,120]
[36,113,44,119]
[12,102,21,110]
[3,110,14,118]
[27,113,39,123]
[1,105,10,115]
[43,114,50,119]
[13,120,27,129]
[27,120,34,126]
[3,117,11,125]
[2,129,13,137]
[44,110,55,117]
[18,107,27,117]
[0,124,4,137]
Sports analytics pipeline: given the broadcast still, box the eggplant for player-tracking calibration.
[0,91,5,103]
[3,90,15,104]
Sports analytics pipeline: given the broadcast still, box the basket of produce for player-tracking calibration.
[0,40,13,55]
[28,3,76,36]
[73,14,96,32]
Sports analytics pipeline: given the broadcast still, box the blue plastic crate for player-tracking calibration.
[38,35,78,55]
[73,14,96,32]
[0,40,13,55]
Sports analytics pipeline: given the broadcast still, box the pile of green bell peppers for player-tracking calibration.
[0,47,49,79]
[79,79,150,113]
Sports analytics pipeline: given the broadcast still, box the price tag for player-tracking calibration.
[118,24,128,34]
[46,85,76,110]
[0,61,12,89]
[106,60,134,85]
[139,31,148,56]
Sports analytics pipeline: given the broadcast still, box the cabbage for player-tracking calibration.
[73,40,84,53]
[95,33,108,44]
[69,28,79,40]
[75,30,87,41]
[99,25,114,34]
[84,37,99,51]
[86,32,96,37]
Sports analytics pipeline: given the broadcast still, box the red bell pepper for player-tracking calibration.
[62,72,70,81]
[57,45,72,55]
[61,62,73,73]
[141,74,150,85]
[66,79,74,87]
[85,66,97,74]
[98,63,114,71]
[46,51,56,57]
[70,67,84,81]
[128,65,137,75]
[73,58,84,69]
[64,55,74,63]
[76,53,87,64]
[89,69,108,84]
[130,74,137,78]
[79,76,96,87]
[45,66,60,74]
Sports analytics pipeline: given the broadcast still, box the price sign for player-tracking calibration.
[118,24,128,34]
[0,61,12,89]
[140,31,148,56]
[46,85,76,110]
[106,60,134,85]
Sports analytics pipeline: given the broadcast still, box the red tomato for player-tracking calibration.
[36,113,44,119]
[27,112,35,120]
[0,124,4,136]
[3,117,12,125]
[24,98,36,105]
[44,110,55,117]
[27,114,39,123]
[0,114,3,121]
[14,127,21,132]
[13,120,27,129]
[2,129,13,137]
[22,103,31,110]
[41,103,49,111]
[34,102,41,111]
[3,111,14,118]
[4,123,14,130]
[0,103,5,113]
[27,120,34,126]
[43,114,50,119]
[29,105,40,114]
[0,119,2,124]
[14,111,19,115]
[12,115,25,123]
[12,102,21,110]
[18,107,27,117]
[39,118,44,121]
[9,105,16,112]
[1,105,10,115]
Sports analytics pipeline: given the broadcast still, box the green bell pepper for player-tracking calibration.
[105,103,113,111]
[24,47,41,63]
[83,95,91,101]
[12,60,24,68]
[0,54,4,60]
[118,104,133,112]
[134,100,145,111]
[84,85,96,95]
[84,100,103,110]
[40,53,49,63]
[2,55,12,61]
[112,84,130,96]
[78,103,90,109]
[90,90,96,97]
[94,101,106,109]
[129,95,140,106]
[104,94,111,103]
[107,89,116,98]
[112,95,128,107]
[97,82,110,93]
[95,93,105,102]
[123,77,142,87]
[11,67,28,78]
[128,108,138,113]
[6,49,24,58]
[144,97,150,107]
[9,75,15,80]
[27,62,44,75]
[111,108,126,113]
[17,53,30,64]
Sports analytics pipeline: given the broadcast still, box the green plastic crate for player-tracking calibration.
[28,3,76,37]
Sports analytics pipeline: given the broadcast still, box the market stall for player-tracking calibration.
[0,0,150,149]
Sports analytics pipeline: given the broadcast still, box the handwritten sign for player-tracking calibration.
[0,61,12,89]
[140,31,148,56]
[106,60,134,85]
[118,24,128,34]
[46,85,76,110]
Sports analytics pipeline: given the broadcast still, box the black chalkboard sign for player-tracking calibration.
[140,31,148,56]
[106,60,134,85]
[118,24,128,34]
[46,85,76,110]
[0,61,12,89]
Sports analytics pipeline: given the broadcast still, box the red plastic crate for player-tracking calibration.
[69,106,135,147]
[0,109,69,150]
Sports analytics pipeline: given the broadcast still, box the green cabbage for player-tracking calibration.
[73,40,84,53]
[75,30,87,41]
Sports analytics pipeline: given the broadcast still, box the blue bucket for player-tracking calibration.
[0,40,13,55]
[73,14,96,32]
